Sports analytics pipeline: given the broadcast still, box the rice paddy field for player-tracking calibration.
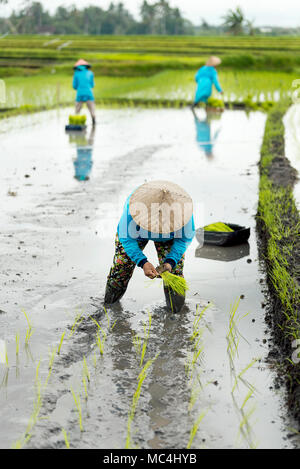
[0,34,300,451]
[0,35,299,111]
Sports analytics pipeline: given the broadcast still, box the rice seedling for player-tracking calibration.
[83,356,90,383]
[70,387,83,432]
[232,359,258,394]
[57,332,65,355]
[139,312,152,367]
[68,312,84,339]
[44,346,57,387]
[35,360,41,384]
[186,304,210,380]
[186,410,207,449]
[69,115,86,125]
[13,373,44,448]
[132,333,142,358]
[0,340,9,368]
[204,222,233,232]
[95,330,105,356]
[15,332,20,357]
[82,376,88,401]
[93,351,97,369]
[62,428,70,449]
[23,311,34,346]
[0,367,9,390]
[238,403,257,449]
[125,354,159,449]
[241,388,255,410]
[89,315,107,340]
[160,272,188,297]
[188,382,203,413]
[226,299,250,379]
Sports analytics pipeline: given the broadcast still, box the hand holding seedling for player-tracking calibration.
[156,263,172,275]
[143,262,158,279]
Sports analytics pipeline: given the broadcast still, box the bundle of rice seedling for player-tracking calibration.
[69,115,87,125]
[207,97,224,109]
[160,271,189,296]
[204,222,234,232]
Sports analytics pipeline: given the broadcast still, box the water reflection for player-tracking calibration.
[195,242,250,262]
[192,109,221,159]
[67,127,95,181]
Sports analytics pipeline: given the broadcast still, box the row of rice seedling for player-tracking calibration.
[185,304,211,449]
[256,102,300,424]
[0,307,116,448]
[3,36,300,55]
[126,312,159,449]
[226,299,258,449]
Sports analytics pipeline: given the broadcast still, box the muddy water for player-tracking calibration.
[0,108,294,449]
[285,104,300,206]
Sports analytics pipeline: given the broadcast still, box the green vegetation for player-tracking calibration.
[257,103,300,423]
[69,114,86,125]
[204,222,233,232]
[126,314,158,448]
[0,34,298,117]
[160,271,189,297]
[225,300,258,448]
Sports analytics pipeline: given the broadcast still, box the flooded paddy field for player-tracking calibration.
[0,108,297,449]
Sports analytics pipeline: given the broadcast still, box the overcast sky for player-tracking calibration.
[1,0,300,27]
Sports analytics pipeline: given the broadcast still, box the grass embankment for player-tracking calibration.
[257,103,300,423]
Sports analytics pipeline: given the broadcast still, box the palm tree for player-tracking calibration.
[222,6,245,35]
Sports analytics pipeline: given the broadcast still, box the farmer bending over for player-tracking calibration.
[104,181,195,312]
[73,59,96,126]
[192,56,223,109]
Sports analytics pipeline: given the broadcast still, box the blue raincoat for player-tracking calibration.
[117,195,195,267]
[194,66,222,104]
[73,65,95,102]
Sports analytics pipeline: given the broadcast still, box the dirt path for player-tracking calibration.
[0,108,294,448]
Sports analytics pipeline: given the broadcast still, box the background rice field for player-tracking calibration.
[0,35,299,110]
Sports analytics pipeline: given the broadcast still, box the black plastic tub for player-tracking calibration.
[196,223,250,247]
[65,124,87,131]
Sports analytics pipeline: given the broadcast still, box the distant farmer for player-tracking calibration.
[104,181,195,313]
[73,59,96,126]
[192,56,223,109]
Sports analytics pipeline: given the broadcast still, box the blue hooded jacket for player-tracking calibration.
[194,65,222,104]
[117,195,195,268]
[73,65,95,102]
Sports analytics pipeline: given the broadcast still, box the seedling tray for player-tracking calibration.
[196,223,250,247]
[65,124,87,131]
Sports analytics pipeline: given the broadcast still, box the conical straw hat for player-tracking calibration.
[74,59,91,68]
[206,56,221,67]
[129,181,193,234]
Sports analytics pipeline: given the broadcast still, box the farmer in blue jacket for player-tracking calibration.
[104,181,195,312]
[73,59,96,125]
[192,56,223,109]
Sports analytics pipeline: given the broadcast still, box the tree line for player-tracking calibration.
[0,1,194,35]
[0,1,298,36]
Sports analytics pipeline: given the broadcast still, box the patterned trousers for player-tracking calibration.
[106,234,185,290]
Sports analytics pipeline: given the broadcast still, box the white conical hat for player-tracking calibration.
[206,56,221,67]
[129,180,193,234]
